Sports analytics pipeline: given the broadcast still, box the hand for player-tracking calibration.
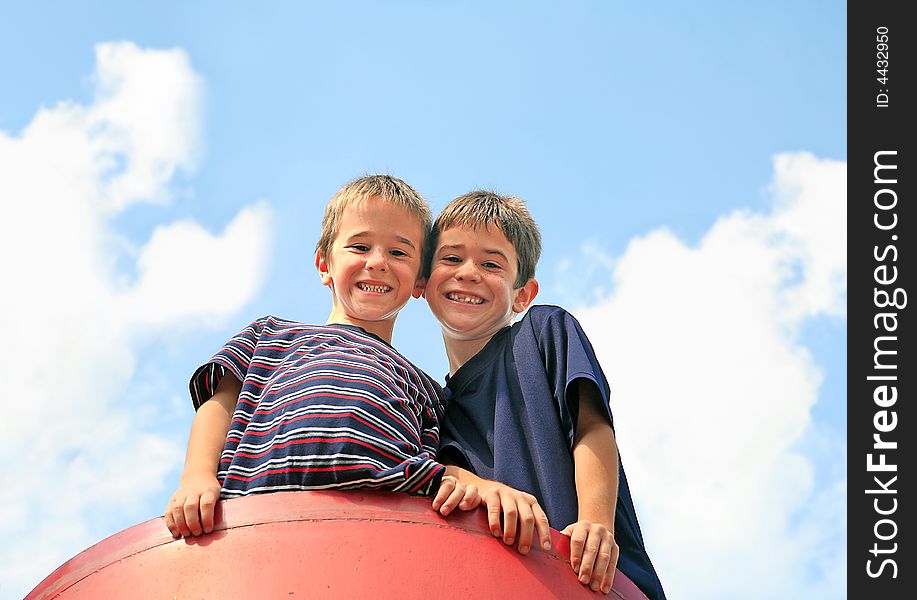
[560,520,618,594]
[432,474,481,516]
[479,483,552,555]
[163,471,221,538]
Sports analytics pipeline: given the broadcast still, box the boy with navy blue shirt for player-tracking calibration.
[424,191,665,598]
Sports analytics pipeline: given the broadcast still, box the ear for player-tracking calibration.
[511,278,539,314]
[412,277,427,299]
[315,252,333,287]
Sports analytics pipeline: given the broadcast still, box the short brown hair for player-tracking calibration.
[315,175,432,261]
[427,190,541,287]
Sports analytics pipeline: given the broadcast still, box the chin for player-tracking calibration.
[443,320,485,339]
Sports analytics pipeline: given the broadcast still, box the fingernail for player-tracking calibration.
[543,541,551,550]
[591,582,600,591]
[505,537,514,545]
[519,546,529,554]
[579,574,589,584]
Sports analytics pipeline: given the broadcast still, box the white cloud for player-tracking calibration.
[0,42,272,598]
[569,152,846,599]
[125,202,272,327]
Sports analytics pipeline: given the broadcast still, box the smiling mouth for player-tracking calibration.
[358,283,392,293]
[446,292,484,305]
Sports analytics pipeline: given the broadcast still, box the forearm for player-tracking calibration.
[572,425,618,526]
[572,379,619,527]
[568,381,621,593]
[166,375,241,537]
[181,375,240,478]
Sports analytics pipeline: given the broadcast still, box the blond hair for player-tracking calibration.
[315,175,432,260]
[428,190,541,287]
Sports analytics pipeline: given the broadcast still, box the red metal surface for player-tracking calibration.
[27,491,647,599]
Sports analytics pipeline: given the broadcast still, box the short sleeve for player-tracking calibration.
[188,317,264,410]
[530,306,614,441]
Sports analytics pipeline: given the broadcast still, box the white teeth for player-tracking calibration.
[358,283,391,293]
[447,293,484,305]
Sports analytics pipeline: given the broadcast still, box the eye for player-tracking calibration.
[440,255,462,263]
[390,249,408,257]
[350,244,370,252]
[482,261,502,269]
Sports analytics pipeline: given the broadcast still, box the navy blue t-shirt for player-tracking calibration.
[439,305,665,600]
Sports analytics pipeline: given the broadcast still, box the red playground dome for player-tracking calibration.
[27,491,647,599]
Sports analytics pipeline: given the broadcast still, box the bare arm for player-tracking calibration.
[164,373,241,537]
[563,379,619,595]
[573,381,619,528]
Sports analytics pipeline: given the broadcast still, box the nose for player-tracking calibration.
[454,260,480,282]
[365,248,388,271]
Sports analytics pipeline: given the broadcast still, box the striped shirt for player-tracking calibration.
[190,316,446,497]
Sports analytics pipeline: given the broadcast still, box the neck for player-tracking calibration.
[442,334,493,376]
[325,314,394,344]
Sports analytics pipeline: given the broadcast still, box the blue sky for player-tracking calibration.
[0,2,846,598]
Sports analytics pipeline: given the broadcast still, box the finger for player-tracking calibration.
[577,532,601,586]
[500,493,518,546]
[515,501,535,554]
[560,523,574,537]
[183,497,203,537]
[439,484,466,516]
[485,493,503,537]
[171,502,192,538]
[199,491,219,534]
[569,523,588,573]
[590,535,614,591]
[459,485,481,510]
[601,543,620,594]
[431,477,455,512]
[164,501,180,538]
[533,503,552,551]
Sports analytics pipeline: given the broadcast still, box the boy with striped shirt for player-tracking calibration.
[164,175,478,538]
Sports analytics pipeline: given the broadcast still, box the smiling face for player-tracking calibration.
[424,224,538,357]
[316,195,426,342]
